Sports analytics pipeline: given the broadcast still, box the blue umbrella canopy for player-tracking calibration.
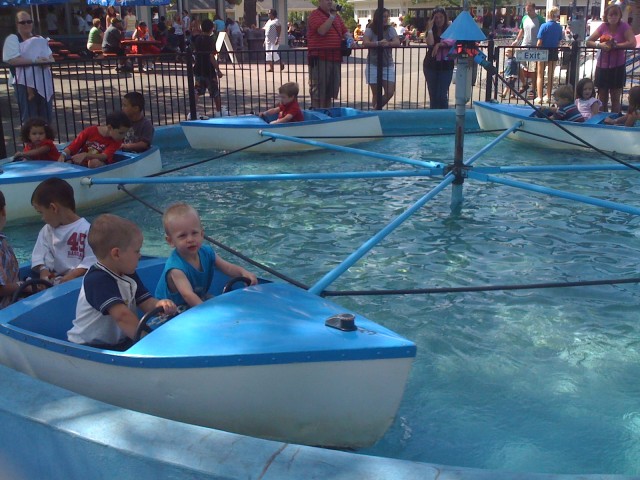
[0,0,68,6]
[87,0,170,6]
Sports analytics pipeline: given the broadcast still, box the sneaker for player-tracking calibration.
[198,114,210,120]
[533,97,543,104]
[542,95,550,103]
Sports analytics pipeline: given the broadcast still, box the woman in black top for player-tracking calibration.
[422,7,454,109]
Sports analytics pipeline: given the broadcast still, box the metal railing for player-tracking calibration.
[1,41,639,156]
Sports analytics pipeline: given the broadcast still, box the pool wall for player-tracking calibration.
[3,111,633,479]
[0,365,632,480]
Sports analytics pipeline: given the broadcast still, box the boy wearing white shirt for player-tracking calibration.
[30,178,96,284]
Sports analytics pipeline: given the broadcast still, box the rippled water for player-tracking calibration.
[7,133,640,475]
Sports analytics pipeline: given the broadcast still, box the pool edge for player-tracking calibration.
[0,364,632,480]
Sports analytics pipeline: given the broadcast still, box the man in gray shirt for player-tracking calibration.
[103,17,132,72]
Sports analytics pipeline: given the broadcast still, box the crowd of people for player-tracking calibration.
[502,1,636,117]
[2,0,640,131]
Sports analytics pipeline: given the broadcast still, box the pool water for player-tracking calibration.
[8,133,640,475]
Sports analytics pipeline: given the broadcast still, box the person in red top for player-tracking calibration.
[306,0,349,108]
[259,82,304,124]
[58,111,130,168]
[13,117,59,161]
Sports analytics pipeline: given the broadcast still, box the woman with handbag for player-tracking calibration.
[423,7,454,109]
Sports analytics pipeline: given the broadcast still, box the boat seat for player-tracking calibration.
[303,111,331,121]
[584,112,615,124]
[8,258,263,342]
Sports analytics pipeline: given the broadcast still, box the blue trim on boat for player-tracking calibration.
[0,147,158,185]
[2,258,416,369]
[180,108,379,129]
[474,102,640,132]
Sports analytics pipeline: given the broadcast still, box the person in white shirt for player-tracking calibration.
[46,6,58,35]
[85,8,94,29]
[123,8,138,39]
[511,2,545,96]
[3,11,54,123]
[30,178,96,285]
[263,9,284,72]
[75,11,89,34]
[182,10,191,32]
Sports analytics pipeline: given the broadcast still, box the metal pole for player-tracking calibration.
[185,46,197,120]
[451,53,469,211]
[375,0,384,110]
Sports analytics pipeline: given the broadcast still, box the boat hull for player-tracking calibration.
[0,258,415,448]
[1,147,162,223]
[181,109,383,153]
[474,101,640,156]
[0,334,411,448]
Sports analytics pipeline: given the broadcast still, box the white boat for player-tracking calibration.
[474,101,638,156]
[1,147,163,223]
[181,107,383,153]
[1,257,416,449]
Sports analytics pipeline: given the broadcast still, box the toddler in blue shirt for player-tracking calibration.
[155,203,258,308]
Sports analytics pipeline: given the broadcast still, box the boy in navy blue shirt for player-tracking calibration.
[68,214,176,350]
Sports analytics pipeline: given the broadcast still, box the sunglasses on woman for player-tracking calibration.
[18,20,33,25]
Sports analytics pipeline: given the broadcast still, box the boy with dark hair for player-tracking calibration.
[259,82,304,124]
[68,214,176,350]
[30,178,96,285]
[121,92,154,152]
[193,18,224,118]
[58,111,130,167]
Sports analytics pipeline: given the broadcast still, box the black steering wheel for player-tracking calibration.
[134,306,166,343]
[11,278,53,304]
[222,276,253,294]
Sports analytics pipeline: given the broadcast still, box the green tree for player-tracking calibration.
[309,0,357,32]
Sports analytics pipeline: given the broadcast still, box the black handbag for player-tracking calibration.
[340,38,352,57]
[334,23,351,57]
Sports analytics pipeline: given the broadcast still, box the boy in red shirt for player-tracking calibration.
[58,111,131,168]
[259,82,304,124]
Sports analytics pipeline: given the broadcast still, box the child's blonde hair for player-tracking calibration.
[279,82,299,98]
[89,214,141,259]
[554,84,574,102]
[547,6,560,19]
[162,202,201,235]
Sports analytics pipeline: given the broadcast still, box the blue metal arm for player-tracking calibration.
[258,131,444,169]
[83,169,444,187]
[307,175,456,295]
[469,171,640,216]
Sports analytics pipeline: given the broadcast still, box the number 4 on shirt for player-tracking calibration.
[67,232,86,256]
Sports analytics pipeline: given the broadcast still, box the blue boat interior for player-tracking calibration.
[10,257,244,342]
[7,258,415,363]
[0,149,152,181]
[183,107,368,127]
[528,109,616,124]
